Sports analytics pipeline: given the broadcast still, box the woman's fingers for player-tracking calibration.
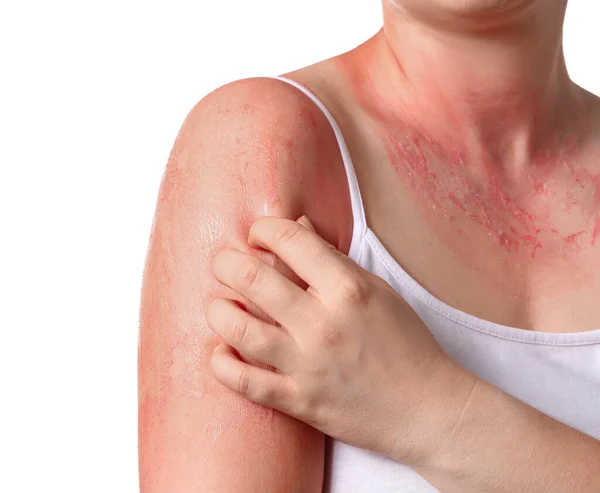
[212,248,311,327]
[247,216,355,297]
[206,298,297,372]
[210,343,295,411]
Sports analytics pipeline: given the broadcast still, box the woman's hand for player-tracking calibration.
[207,215,476,463]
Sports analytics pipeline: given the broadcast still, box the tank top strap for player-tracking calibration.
[269,75,367,261]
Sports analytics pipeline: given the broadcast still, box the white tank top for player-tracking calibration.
[271,76,600,492]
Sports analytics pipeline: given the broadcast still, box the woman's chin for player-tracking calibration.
[386,0,540,21]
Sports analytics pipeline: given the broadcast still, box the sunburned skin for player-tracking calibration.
[140,180,275,484]
[140,3,600,488]
[380,127,600,256]
[335,28,600,297]
[138,78,351,492]
[593,219,600,246]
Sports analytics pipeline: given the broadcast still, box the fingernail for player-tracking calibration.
[297,215,316,232]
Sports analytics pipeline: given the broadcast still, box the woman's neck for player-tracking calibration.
[341,1,587,175]
[334,2,600,260]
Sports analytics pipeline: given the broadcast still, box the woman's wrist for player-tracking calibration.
[401,365,600,493]
[386,356,480,468]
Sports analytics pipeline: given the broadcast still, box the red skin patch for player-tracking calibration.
[336,33,600,294]
[139,76,354,491]
[592,219,600,246]
[381,126,599,258]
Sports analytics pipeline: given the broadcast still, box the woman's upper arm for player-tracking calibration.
[138,77,351,492]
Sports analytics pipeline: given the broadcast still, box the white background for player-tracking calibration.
[1,1,598,491]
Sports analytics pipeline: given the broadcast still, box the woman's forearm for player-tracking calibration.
[405,373,600,492]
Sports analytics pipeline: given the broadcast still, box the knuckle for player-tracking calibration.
[289,383,308,415]
[297,391,322,425]
[230,313,250,349]
[256,384,279,405]
[237,370,251,395]
[320,324,346,348]
[235,258,262,290]
[274,223,302,244]
[327,242,340,253]
[335,275,371,305]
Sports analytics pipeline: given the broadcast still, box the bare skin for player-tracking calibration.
[139,0,600,491]
[286,0,600,332]
[138,79,352,491]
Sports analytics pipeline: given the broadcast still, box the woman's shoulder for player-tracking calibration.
[183,74,354,252]
[141,74,351,492]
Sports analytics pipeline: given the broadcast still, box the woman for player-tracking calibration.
[138,1,600,491]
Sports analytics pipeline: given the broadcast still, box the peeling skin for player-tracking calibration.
[140,4,600,486]
[335,21,600,296]
[138,78,351,492]
[379,125,600,260]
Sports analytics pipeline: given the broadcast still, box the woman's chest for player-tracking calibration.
[356,139,600,333]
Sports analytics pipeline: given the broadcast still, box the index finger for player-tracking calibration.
[248,216,353,295]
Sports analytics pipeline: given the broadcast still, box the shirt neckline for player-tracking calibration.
[362,227,600,347]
